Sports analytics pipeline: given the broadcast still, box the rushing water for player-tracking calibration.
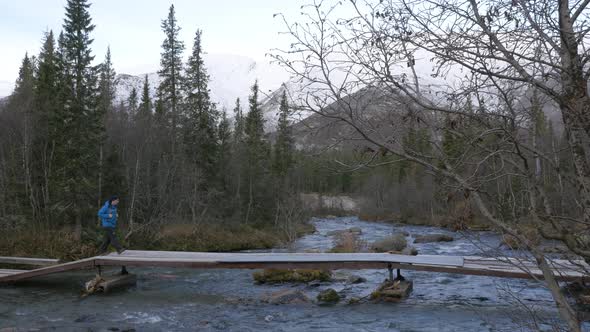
[0,216,586,331]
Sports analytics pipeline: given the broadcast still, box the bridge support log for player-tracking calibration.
[83,268,136,296]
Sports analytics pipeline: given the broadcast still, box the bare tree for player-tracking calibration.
[272,0,590,329]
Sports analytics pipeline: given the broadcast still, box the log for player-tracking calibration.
[83,273,136,296]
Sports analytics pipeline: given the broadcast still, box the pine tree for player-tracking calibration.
[272,90,294,178]
[158,4,185,151]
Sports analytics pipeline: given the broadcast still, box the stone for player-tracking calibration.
[348,297,361,305]
[401,246,418,256]
[317,288,341,303]
[413,234,454,243]
[346,275,367,284]
[327,227,362,237]
[266,289,310,305]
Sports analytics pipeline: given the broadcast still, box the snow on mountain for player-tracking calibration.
[114,53,295,131]
[0,80,12,99]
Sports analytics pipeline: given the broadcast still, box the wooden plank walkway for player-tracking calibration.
[0,250,587,283]
[0,256,59,266]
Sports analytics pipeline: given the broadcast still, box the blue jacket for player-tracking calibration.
[98,201,118,228]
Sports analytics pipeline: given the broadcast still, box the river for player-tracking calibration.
[0,216,586,331]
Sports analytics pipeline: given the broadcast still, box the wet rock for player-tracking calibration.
[74,314,98,323]
[371,280,413,302]
[253,269,331,284]
[563,281,590,305]
[401,246,418,256]
[346,275,367,284]
[317,288,340,304]
[265,289,310,304]
[348,297,361,305]
[413,234,454,243]
[371,234,407,252]
[327,227,362,237]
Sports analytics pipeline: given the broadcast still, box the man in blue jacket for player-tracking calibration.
[98,195,125,254]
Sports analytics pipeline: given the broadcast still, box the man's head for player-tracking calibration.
[109,195,120,206]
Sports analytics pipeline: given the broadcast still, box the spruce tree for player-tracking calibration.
[128,87,139,116]
[136,75,152,123]
[34,31,61,219]
[233,98,244,145]
[184,29,218,180]
[272,90,294,178]
[60,0,101,233]
[97,47,116,119]
[158,4,185,151]
[217,110,232,193]
[243,81,271,223]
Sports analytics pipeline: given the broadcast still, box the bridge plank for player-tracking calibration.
[0,256,59,266]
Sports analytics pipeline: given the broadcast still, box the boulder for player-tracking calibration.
[346,275,367,284]
[413,234,454,243]
[327,227,362,237]
[317,288,341,304]
[266,289,310,304]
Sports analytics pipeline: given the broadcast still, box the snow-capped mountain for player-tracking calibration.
[114,53,297,131]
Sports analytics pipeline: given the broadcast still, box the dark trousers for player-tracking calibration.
[99,227,122,252]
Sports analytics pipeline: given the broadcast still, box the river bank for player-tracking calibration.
[0,222,316,262]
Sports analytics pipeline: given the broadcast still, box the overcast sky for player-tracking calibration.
[0,0,304,96]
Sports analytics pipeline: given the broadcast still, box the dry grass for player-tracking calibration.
[253,268,331,284]
[0,220,315,261]
[502,226,541,249]
[370,234,407,252]
[329,232,366,253]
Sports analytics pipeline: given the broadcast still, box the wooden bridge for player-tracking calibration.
[0,250,587,284]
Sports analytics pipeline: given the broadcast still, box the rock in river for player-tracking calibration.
[413,234,454,243]
[265,289,310,304]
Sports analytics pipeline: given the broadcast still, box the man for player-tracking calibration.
[98,195,125,254]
